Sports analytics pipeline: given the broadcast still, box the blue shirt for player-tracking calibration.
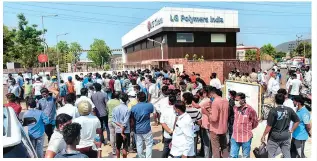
[38,96,57,125]
[131,102,154,134]
[17,76,24,87]
[82,77,89,87]
[293,107,310,140]
[163,73,169,78]
[55,149,88,158]
[112,104,131,134]
[23,109,50,139]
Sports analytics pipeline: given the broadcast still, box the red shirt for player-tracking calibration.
[190,76,197,83]
[109,79,115,92]
[232,104,258,143]
[5,102,22,116]
[208,97,229,134]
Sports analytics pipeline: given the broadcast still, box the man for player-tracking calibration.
[261,93,300,158]
[38,88,57,142]
[148,78,160,125]
[5,93,22,117]
[103,75,112,100]
[210,73,222,89]
[73,101,102,158]
[183,92,202,156]
[154,86,170,125]
[288,73,302,100]
[55,123,88,158]
[230,93,258,158]
[304,66,311,88]
[270,68,276,77]
[277,89,296,130]
[257,69,263,83]
[273,64,278,72]
[291,95,311,158]
[75,88,95,109]
[130,92,154,158]
[250,68,258,83]
[206,87,229,158]
[227,90,236,151]
[23,98,49,158]
[112,93,131,158]
[75,76,84,98]
[267,72,280,99]
[45,114,73,158]
[276,69,282,84]
[91,83,109,145]
[23,78,33,105]
[66,76,75,94]
[114,76,122,92]
[295,68,303,81]
[17,73,24,99]
[32,72,40,82]
[160,95,177,158]
[44,74,52,89]
[8,79,21,104]
[169,100,195,158]
[107,91,121,155]
[57,93,80,119]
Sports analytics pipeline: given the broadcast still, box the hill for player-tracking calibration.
[275,39,311,53]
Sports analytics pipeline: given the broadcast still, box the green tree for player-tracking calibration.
[295,42,311,58]
[87,39,111,68]
[57,41,74,72]
[275,51,287,59]
[3,25,17,64]
[245,49,257,61]
[260,43,276,58]
[69,42,82,63]
[3,14,44,68]
[104,64,111,70]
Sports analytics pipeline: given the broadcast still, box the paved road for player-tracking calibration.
[7,69,311,158]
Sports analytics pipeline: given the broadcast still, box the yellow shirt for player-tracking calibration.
[128,98,138,110]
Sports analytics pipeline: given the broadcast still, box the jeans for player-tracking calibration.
[230,138,252,158]
[267,139,291,158]
[107,91,112,100]
[201,128,212,158]
[290,138,306,158]
[30,135,44,158]
[109,122,116,154]
[45,124,54,142]
[162,138,172,158]
[130,131,136,150]
[135,131,153,158]
[98,116,110,143]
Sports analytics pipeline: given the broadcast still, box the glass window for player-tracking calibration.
[211,34,226,43]
[177,33,194,43]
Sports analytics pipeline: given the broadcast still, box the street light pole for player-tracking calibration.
[147,38,165,60]
[56,32,69,90]
[41,14,58,67]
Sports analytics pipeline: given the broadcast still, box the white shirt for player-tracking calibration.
[44,80,52,89]
[286,78,292,92]
[304,70,312,84]
[32,74,39,80]
[56,104,80,119]
[284,98,297,130]
[33,81,43,96]
[47,130,66,153]
[154,96,169,113]
[75,81,83,96]
[289,79,302,95]
[268,77,280,95]
[114,80,121,92]
[273,66,278,71]
[160,105,176,139]
[210,78,222,89]
[75,96,96,109]
[149,83,159,102]
[170,113,195,157]
[73,115,101,149]
[296,73,302,80]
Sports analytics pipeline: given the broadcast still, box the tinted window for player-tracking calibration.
[176,33,194,43]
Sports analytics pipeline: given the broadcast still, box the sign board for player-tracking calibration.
[224,80,262,117]
[38,54,48,63]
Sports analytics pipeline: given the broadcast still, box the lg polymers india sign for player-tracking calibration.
[170,14,224,24]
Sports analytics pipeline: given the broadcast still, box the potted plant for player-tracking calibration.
[185,54,189,60]
[193,54,197,61]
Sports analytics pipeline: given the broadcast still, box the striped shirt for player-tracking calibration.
[232,104,258,143]
[186,105,202,124]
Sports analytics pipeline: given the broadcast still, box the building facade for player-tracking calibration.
[122,7,240,70]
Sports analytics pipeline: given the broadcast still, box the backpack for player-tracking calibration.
[253,142,268,158]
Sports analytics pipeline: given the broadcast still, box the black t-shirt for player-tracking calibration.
[267,105,299,142]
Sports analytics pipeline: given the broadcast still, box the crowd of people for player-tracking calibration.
[4,65,312,158]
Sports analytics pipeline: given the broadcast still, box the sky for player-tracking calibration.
[3,1,311,59]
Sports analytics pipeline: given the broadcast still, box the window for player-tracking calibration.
[177,33,194,43]
[211,34,226,43]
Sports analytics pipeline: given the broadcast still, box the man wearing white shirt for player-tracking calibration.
[170,101,195,158]
[75,88,95,110]
[33,77,44,100]
[75,76,83,98]
[57,93,80,119]
[154,86,170,122]
[160,95,177,158]
[267,72,280,98]
[209,73,222,89]
[288,73,302,100]
[304,66,312,88]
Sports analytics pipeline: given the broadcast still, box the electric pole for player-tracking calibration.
[296,35,303,56]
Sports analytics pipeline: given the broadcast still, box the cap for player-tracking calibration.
[77,101,92,116]
[51,76,57,79]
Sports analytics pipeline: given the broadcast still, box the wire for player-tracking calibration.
[226,2,311,7]
[18,2,311,17]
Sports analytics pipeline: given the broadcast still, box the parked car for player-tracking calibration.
[3,106,38,158]
[279,62,287,69]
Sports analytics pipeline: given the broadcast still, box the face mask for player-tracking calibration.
[210,97,215,102]
[235,101,241,107]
